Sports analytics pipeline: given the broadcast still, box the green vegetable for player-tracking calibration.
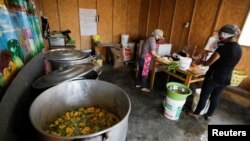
[166,61,179,73]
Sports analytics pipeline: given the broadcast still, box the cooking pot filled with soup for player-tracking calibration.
[29,80,131,141]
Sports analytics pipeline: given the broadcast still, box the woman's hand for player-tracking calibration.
[156,55,161,58]
[151,50,161,58]
[193,58,204,65]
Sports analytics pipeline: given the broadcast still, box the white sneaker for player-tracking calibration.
[136,85,141,88]
[141,88,150,92]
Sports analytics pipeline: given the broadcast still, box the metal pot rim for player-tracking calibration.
[32,64,95,89]
[44,48,89,61]
[29,80,131,139]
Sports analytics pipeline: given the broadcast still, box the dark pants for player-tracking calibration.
[136,58,148,87]
[194,77,226,116]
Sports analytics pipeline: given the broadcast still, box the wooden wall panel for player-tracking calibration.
[58,0,80,50]
[41,0,60,31]
[78,0,97,49]
[113,0,128,43]
[237,47,250,88]
[188,0,220,52]
[138,0,150,39]
[216,0,250,30]
[147,0,161,36]
[97,0,113,43]
[171,0,195,52]
[158,0,176,42]
[127,0,141,42]
[78,0,96,7]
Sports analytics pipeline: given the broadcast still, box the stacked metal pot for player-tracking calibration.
[32,48,101,89]
[30,49,131,141]
[44,48,91,69]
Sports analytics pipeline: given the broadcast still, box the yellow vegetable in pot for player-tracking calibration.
[46,106,120,136]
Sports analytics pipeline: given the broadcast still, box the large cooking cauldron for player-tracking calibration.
[29,80,131,141]
[44,48,91,70]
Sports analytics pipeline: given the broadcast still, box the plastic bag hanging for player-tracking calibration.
[41,16,50,39]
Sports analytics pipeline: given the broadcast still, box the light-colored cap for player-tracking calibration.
[219,24,241,38]
[152,29,164,39]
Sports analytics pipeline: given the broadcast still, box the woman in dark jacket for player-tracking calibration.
[189,24,242,120]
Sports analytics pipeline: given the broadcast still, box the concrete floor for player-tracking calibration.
[99,64,250,141]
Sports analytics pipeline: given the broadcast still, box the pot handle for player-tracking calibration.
[72,133,109,141]
[102,133,109,141]
[71,77,86,81]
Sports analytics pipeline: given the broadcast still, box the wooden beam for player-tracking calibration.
[212,0,224,33]
[97,0,113,43]
[187,0,197,45]
[170,0,178,43]
[146,0,152,36]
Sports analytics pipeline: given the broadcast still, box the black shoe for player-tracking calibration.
[204,114,212,121]
[188,112,201,120]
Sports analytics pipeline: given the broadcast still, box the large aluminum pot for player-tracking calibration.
[50,58,90,70]
[29,80,131,141]
[44,48,91,70]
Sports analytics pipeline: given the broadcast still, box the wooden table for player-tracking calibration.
[150,58,205,89]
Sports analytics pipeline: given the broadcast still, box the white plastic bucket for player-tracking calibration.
[179,57,192,70]
[128,42,135,57]
[128,42,135,51]
[122,47,133,62]
[164,97,186,120]
[82,49,92,56]
[191,88,210,115]
[121,34,129,47]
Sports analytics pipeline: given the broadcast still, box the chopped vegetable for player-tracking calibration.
[167,61,179,73]
[46,106,120,136]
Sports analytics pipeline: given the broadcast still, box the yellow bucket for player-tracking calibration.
[92,35,100,43]
[230,70,248,86]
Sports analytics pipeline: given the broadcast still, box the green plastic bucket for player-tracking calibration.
[166,82,192,100]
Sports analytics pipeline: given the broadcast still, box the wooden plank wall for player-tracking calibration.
[37,0,250,88]
[138,0,150,39]
[188,0,220,53]
[97,0,113,43]
[127,0,141,42]
[170,0,195,52]
[158,0,176,42]
[40,0,60,31]
[113,0,128,43]
[147,0,161,36]
[58,0,80,49]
